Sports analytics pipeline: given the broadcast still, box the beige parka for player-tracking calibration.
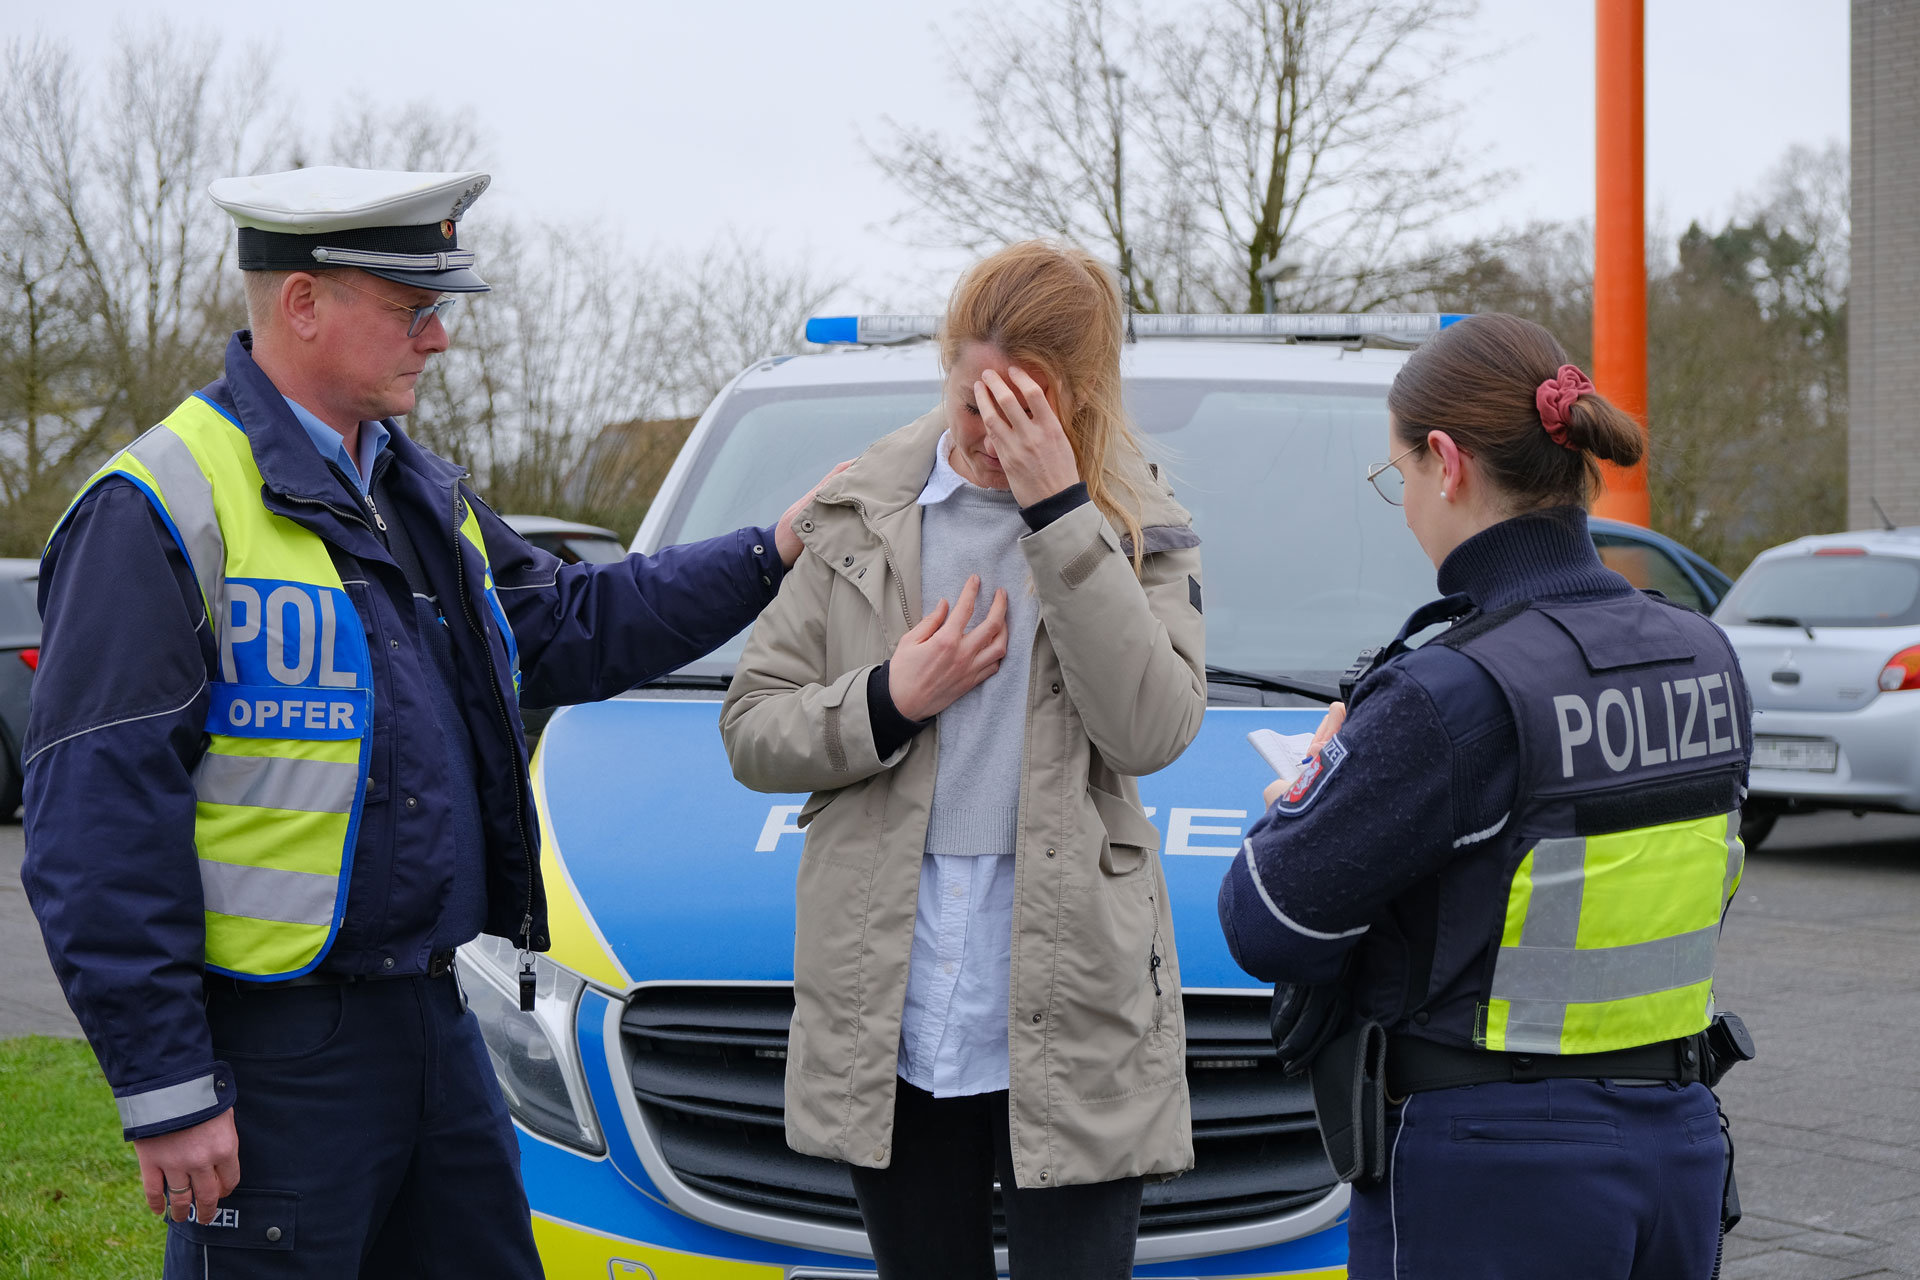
[719,410,1207,1190]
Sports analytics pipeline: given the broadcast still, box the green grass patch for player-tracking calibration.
[0,1036,165,1277]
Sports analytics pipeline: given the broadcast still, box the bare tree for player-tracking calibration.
[1426,220,1594,357]
[661,232,842,408]
[411,223,837,533]
[0,36,839,548]
[870,0,1495,313]
[326,100,489,174]
[0,26,287,551]
[0,43,89,514]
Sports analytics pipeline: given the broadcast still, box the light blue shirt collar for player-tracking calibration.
[283,397,390,495]
[918,431,972,506]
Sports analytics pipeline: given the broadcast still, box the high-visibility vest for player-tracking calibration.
[50,391,510,979]
[1402,594,1751,1056]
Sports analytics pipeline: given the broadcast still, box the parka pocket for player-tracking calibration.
[1089,786,1161,875]
[165,1188,297,1251]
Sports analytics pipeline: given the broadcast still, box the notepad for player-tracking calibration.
[1247,729,1318,787]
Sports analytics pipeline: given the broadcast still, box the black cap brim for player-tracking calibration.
[360,264,490,294]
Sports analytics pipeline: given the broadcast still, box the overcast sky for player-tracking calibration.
[11,0,1848,313]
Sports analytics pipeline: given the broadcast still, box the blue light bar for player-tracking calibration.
[804,313,1467,346]
[807,315,941,345]
[803,316,860,344]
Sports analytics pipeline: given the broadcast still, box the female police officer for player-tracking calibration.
[1217,313,1752,1279]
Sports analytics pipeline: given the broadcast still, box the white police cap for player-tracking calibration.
[209,166,492,293]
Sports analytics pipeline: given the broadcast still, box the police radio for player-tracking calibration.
[1339,647,1384,705]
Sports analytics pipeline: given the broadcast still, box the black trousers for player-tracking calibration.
[849,1078,1143,1280]
[162,973,543,1278]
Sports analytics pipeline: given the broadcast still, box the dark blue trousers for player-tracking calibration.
[1347,1079,1726,1280]
[163,973,543,1278]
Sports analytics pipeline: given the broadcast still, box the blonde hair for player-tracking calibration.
[939,240,1147,569]
[243,270,291,333]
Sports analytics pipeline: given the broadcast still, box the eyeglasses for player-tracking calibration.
[326,275,457,338]
[1365,443,1423,506]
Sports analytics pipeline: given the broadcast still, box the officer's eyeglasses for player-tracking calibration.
[327,275,458,338]
[1366,443,1423,506]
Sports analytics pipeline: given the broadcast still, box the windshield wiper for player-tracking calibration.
[1205,665,1341,704]
[1743,615,1816,640]
[636,672,732,691]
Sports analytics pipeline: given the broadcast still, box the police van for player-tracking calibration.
[456,313,1464,1279]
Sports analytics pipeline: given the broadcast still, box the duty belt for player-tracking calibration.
[1385,1031,1709,1098]
[226,949,459,989]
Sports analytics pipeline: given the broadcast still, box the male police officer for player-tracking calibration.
[21,167,829,1277]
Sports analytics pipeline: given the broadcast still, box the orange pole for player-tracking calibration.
[1591,0,1650,526]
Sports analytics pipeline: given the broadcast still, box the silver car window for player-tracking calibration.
[1717,554,1920,627]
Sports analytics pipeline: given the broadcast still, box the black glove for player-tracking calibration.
[1268,979,1350,1076]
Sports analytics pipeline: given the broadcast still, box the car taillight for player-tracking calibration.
[18,648,36,671]
[1880,645,1920,691]
[1815,547,1867,556]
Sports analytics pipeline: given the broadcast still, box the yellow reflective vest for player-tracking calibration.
[51,392,509,979]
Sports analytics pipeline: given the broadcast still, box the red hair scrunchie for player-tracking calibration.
[1536,364,1593,448]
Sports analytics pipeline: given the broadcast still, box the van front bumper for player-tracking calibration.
[516,988,1352,1278]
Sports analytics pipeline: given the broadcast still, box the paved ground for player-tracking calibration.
[0,820,85,1038]
[4,813,1918,1275]
[1715,811,1920,1279]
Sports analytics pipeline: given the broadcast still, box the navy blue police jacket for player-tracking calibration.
[22,332,787,1139]
[1217,507,1749,1021]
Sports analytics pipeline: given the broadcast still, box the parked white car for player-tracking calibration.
[1715,527,1920,847]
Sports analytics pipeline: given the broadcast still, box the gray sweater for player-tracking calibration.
[920,479,1041,857]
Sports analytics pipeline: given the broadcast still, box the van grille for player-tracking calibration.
[620,986,1335,1239]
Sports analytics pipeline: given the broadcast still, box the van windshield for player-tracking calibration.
[655,378,1437,686]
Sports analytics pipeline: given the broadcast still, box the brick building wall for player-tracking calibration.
[1852,0,1920,528]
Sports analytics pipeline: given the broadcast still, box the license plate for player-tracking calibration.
[1753,736,1839,772]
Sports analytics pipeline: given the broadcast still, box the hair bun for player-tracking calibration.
[1562,395,1645,467]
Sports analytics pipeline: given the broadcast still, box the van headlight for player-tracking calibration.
[457,936,606,1155]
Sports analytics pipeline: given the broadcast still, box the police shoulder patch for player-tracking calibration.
[1274,735,1349,816]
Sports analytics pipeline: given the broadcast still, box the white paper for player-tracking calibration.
[1247,729,1318,787]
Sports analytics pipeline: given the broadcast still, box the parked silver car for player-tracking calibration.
[500,514,628,565]
[1716,528,1920,846]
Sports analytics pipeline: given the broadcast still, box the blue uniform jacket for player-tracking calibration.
[22,333,786,1138]
[1219,510,1689,1010]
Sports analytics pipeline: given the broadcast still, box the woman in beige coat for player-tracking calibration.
[720,241,1206,1279]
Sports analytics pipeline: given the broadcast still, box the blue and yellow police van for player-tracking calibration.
[455,314,1464,1278]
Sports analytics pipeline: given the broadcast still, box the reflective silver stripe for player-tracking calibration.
[115,1073,219,1131]
[1519,838,1587,947]
[1452,812,1510,849]
[199,860,336,927]
[1492,925,1719,1003]
[1492,838,1586,1051]
[310,246,476,270]
[1239,840,1370,942]
[1723,810,1745,905]
[193,753,357,813]
[126,425,225,618]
